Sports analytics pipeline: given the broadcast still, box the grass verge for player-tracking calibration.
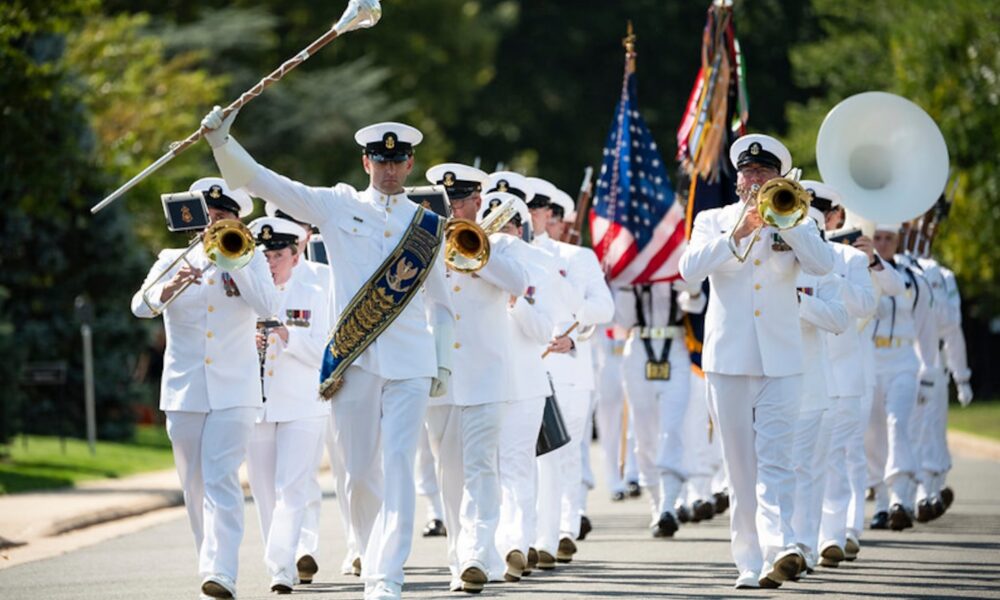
[0,425,174,494]
[949,397,1000,442]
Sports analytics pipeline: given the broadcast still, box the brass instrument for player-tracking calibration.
[141,219,256,315]
[444,196,518,273]
[728,177,811,263]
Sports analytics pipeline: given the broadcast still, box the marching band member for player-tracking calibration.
[525,175,614,567]
[415,429,448,538]
[421,164,529,594]
[614,279,694,538]
[245,216,331,594]
[201,108,455,600]
[867,224,933,532]
[788,207,849,574]
[131,178,280,599]
[679,134,833,589]
[797,187,877,568]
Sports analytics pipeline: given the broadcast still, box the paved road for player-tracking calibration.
[2,447,999,599]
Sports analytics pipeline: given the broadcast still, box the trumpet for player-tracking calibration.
[141,219,256,315]
[728,177,811,263]
[444,196,518,273]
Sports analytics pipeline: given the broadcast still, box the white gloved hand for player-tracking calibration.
[957,382,973,407]
[201,105,240,148]
[429,367,451,398]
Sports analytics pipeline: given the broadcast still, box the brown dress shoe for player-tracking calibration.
[296,554,318,584]
[556,537,577,563]
[504,550,527,582]
[536,549,557,570]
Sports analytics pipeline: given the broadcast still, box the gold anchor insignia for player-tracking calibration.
[750,142,760,155]
[180,205,193,223]
[490,199,501,208]
[262,226,273,240]
[498,180,508,192]
[421,200,431,209]
[209,185,222,199]
[385,134,396,150]
[443,172,455,187]
[386,257,419,293]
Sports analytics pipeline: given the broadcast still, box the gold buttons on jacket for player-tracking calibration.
[207,305,215,312]
[754,284,761,290]
[753,259,761,266]
[454,342,461,349]
[206,331,213,339]
[205,358,212,365]
[455,314,461,320]
[754,310,761,317]
[267,370,274,377]
[453,285,461,292]
[207,278,215,285]
[268,354,275,361]
[384,230,392,238]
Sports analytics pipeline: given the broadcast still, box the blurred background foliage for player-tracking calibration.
[1,0,997,443]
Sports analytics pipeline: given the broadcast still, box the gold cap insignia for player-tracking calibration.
[807,188,816,198]
[385,133,396,150]
[180,205,193,223]
[490,198,502,208]
[749,142,761,156]
[209,185,223,199]
[498,180,508,192]
[262,225,273,240]
[443,172,455,187]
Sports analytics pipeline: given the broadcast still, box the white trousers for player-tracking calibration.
[682,372,715,506]
[847,386,875,536]
[706,373,801,576]
[872,369,919,509]
[165,407,257,581]
[535,385,590,554]
[247,416,327,580]
[594,352,627,496]
[790,407,832,561]
[415,426,446,522]
[820,395,861,550]
[622,349,691,520]
[425,403,504,580]
[912,368,951,500]
[494,395,546,567]
[329,366,430,587]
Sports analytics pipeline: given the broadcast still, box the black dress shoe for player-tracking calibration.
[889,503,913,531]
[870,510,889,529]
[611,491,626,502]
[713,491,730,515]
[676,505,691,524]
[693,499,716,522]
[296,554,318,584]
[577,515,592,541]
[915,499,934,523]
[931,498,945,519]
[627,481,642,498]
[652,512,678,538]
[422,518,447,537]
[941,486,954,509]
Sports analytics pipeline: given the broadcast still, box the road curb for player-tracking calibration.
[42,491,184,538]
[947,429,1000,462]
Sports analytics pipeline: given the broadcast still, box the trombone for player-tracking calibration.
[444,196,519,273]
[141,219,256,315]
[728,177,811,262]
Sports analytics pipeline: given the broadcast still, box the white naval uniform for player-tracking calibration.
[789,271,847,566]
[213,141,455,595]
[850,255,906,534]
[869,256,933,512]
[246,264,331,584]
[679,201,833,578]
[131,245,280,583]
[491,239,562,575]
[593,328,628,498]
[615,283,692,523]
[532,233,614,554]
[915,262,970,500]
[424,233,528,587]
[816,243,876,553]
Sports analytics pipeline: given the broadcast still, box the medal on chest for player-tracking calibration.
[221,273,241,297]
[286,308,312,327]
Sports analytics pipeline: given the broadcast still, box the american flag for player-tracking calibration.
[591,60,686,285]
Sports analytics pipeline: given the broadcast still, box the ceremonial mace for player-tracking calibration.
[91,0,382,214]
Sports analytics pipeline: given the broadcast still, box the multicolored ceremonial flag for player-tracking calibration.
[676,1,747,374]
[591,25,685,286]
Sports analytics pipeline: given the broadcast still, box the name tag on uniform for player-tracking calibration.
[645,360,671,381]
[772,233,791,252]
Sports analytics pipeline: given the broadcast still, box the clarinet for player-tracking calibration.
[256,318,282,401]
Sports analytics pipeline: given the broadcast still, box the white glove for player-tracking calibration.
[201,105,240,148]
[957,382,973,407]
[429,367,450,398]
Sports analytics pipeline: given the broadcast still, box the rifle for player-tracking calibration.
[563,166,594,245]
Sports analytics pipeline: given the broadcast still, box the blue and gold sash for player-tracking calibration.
[320,207,443,398]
